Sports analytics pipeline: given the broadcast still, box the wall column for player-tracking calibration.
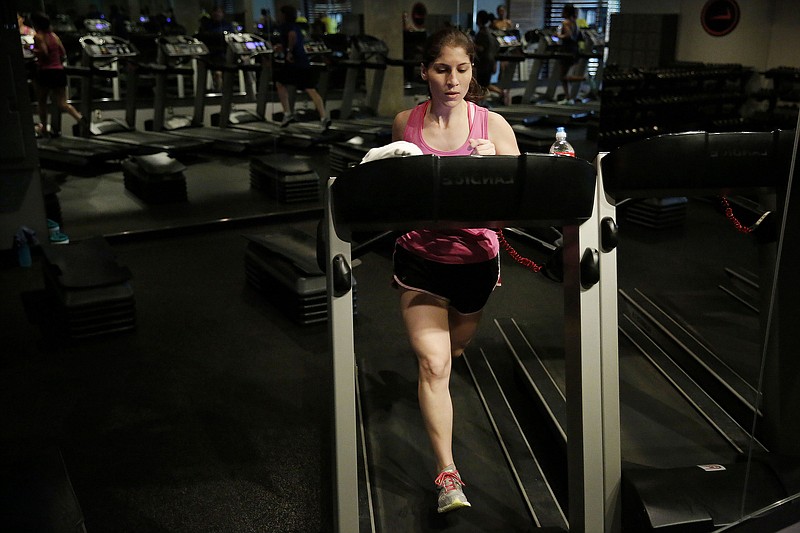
[363,3,405,118]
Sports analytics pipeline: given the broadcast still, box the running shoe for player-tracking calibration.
[435,465,471,513]
[280,114,296,127]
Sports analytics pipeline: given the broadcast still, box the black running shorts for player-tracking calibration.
[392,244,500,315]
[273,63,320,90]
[36,68,67,89]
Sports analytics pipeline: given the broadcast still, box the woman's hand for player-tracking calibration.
[469,138,496,156]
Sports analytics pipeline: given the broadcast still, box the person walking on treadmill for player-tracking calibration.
[390,26,519,514]
[30,12,85,137]
[556,3,582,104]
[274,5,330,129]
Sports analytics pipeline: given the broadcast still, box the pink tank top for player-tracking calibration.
[37,32,64,70]
[397,101,499,264]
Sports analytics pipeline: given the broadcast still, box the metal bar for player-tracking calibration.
[325,177,359,533]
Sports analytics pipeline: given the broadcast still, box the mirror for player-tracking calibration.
[599,1,800,530]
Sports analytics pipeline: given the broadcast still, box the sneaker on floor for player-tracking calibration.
[320,117,331,130]
[49,231,69,245]
[280,114,296,127]
[435,466,471,513]
[47,219,61,241]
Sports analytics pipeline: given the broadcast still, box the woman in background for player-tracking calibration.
[556,3,582,104]
[31,12,84,137]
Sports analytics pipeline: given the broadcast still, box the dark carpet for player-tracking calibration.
[0,189,765,532]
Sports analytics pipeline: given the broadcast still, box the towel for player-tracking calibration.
[360,141,423,163]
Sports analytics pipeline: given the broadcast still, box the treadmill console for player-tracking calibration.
[225,33,272,57]
[80,35,138,59]
[351,35,389,62]
[83,18,111,34]
[580,29,606,50]
[537,28,562,49]
[159,35,209,57]
[21,34,35,60]
[305,40,331,55]
[492,30,523,50]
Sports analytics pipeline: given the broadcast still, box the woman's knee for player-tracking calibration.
[417,353,451,382]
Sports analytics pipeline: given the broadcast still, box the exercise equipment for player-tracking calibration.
[25,39,132,170]
[499,131,797,532]
[331,35,402,132]
[321,153,615,532]
[244,227,357,325]
[75,34,211,156]
[607,131,799,531]
[215,32,345,149]
[147,33,273,153]
[492,28,525,99]
[121,152,188,203]
[249,154,320,203]
[522,27,605,104]
[40,236,136,339]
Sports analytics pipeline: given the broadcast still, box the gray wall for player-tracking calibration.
[619,0,799,70]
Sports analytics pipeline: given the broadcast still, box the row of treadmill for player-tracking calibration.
[21,23,605,169]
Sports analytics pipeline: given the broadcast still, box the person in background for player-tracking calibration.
[473,10,502,102]
[556,3,582,104]
[390,26,519,514]
[199,4,233,33]
[320,13,337,34]
[30,12,84,137]
[198,5,234,92]
[491,4,513,31]
[257,8,273,34]
[18,12,35,35]
[108,4,130,38]
[273,5,330,129]
[490,4,514,104]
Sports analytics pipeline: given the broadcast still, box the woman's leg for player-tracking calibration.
[399,288,456,471]
[36,84,49,129]
[399,287,486,470]
[276,81,291,115]
[448,307,483,358]
[53,86,82,122]
[304,87,327,120]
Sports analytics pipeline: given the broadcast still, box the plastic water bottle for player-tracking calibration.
[549,127,575,157]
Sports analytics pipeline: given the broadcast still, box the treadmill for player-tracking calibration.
[214,33,347,149]
[327,35,398,134]
[75,34,212,156]
[27,36,132,169]
[147,33,273,153]
[498,131,798,531]
[490,28,603,123]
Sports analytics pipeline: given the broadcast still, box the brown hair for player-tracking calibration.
[422,27,484,103]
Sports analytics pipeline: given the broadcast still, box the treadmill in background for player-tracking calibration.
[146,33,273,153]
[74,34,212,156]
[213,33,346,149]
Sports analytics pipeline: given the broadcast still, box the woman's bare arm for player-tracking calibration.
[487,111,520,155]
[392,109,412,142]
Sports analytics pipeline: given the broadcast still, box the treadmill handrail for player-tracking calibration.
[601,130,794,199]
[330,153,597,241]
